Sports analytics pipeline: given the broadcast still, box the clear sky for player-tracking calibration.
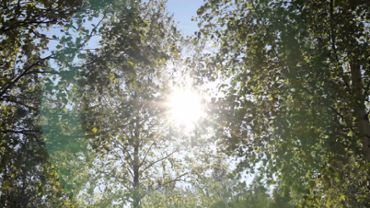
[166,0,204,36]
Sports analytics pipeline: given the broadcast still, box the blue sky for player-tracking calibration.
[45,1,205,58]
[166,0,204,36]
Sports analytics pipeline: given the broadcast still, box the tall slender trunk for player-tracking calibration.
[350,62,370,161]
[132,143,140,208]
[132,118,141,208]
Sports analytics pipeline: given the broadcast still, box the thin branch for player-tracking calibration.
[1,96,38,111]
[107,147,135,179]
[0,55,52,100]
[329,0,351,93]
[0,129,41,135]
[139,141,156,167]
[143,172,189,196]
[156,172,189,190]
[141,150,177,173]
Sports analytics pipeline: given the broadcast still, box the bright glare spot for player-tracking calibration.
[167,88,204,132]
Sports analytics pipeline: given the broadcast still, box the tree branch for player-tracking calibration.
[0,55,52,100]
[141,150,177,173]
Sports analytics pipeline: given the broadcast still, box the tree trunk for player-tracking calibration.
[132,143,140,208]
[132,119,141,208]
[350,62,370,161]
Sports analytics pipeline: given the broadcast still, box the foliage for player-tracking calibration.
[75,0,185,207]
[2,0,368,207]
[197,0,370,207]
[0,0,86,207]
[0,0,111,206]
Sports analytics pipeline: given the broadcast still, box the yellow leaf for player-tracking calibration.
[91,127,98,134]
[127,59,135,68]
[339,194,346,201]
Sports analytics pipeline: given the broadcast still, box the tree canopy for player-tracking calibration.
[1,0,369,207]
[197,0,369,207]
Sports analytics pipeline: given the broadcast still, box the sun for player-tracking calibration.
[167,87,204,132]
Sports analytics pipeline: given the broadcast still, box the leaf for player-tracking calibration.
[91,127,98,134]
